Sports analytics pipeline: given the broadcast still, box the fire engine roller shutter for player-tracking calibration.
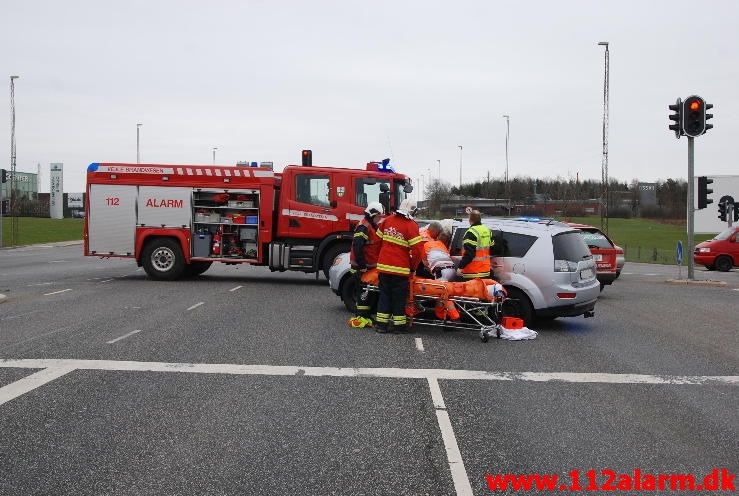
[137,186,192,228]
[88,184,138,255]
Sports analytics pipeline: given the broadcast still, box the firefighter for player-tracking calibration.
[375,198,424,334]
[348,202,385,328]
[458,210,494,279]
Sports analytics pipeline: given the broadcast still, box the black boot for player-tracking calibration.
[375,321,391,334]
[393,323,410,334]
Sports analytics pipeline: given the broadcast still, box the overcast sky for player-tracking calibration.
[1,0,738,194]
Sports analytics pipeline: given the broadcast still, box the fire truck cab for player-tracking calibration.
[84,159,410,280]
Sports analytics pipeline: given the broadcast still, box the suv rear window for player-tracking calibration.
[491,230,537,258]
[553,232,592,262]
[578,229,614,249]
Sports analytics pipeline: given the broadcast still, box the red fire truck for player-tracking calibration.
[84,155,412,280]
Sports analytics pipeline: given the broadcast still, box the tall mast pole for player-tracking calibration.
[598,42,610,234]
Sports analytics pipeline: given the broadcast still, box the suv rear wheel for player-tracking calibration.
[502,287,534,328]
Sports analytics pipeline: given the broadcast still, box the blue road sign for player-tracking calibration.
[676,240,683,265]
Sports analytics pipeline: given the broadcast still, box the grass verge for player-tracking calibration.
[1,217,83,246]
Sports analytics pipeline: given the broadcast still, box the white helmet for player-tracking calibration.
[364,201,384,217]
[396,198,418,218]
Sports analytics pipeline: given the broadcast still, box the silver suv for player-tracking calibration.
[329,218,599,326]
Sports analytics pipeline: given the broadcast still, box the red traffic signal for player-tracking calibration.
[683,95,709,137]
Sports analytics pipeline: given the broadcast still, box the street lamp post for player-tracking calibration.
[502,115,510,215]
[437,159,441,180]
[458,145,463,189]
[8,75,20,246]
[136,123,142,164]
[212,147,218,165]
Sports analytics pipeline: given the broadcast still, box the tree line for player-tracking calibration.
[424,177,688,219]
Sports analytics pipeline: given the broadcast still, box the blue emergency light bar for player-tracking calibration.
[365,158,394,173]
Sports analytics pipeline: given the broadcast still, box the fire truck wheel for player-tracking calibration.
[322,243,350,279]
[186,261,212,277]
[142,237,187,280]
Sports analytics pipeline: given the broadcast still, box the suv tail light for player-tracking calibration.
[554,260,578,272]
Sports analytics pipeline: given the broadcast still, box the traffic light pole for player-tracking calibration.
[687,136,695,280]
[0,183,3,248]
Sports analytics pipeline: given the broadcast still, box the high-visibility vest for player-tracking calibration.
[423,239,453,272]
[350,218,382,269]
[461,224,492,279]
[376,214,424,276]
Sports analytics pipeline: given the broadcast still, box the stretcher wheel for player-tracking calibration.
[480,330,489,343]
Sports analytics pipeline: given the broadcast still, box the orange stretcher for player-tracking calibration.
[359,269,507,342]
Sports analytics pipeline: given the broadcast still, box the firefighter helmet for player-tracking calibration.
[397,198,418,218]
[364,201,384,217]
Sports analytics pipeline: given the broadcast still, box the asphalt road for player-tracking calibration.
[0,245,737,495]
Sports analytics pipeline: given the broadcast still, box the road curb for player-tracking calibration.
[0,240,83,250]
[0,294,7,304]
[664,279,728,287]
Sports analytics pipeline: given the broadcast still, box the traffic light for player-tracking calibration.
[301,149,312,166]
[718,201,727,222]
[734,203,739,223]
[668,98,682,138]
[697,176,713,209]
[682,95,707,137]
[705,103,714,132]
[0,169,6,183]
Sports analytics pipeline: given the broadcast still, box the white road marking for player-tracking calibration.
[0,367,75,407]
[0,359,735,386]
[27,282,54,286]
[187,302,205,311]
[48,260,68,263]
[733,288,739,292]
[229,285,243,292]
[107,330,143,344]
[427,378,472,496]
[643,273,658,276]
[427,377,446,409]
[43,289,72,296]
[100,279,113,283]
[415,337,425,352]
[620,272,634,275]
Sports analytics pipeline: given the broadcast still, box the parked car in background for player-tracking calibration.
[330,218,600,326]
[694,227,739,272]
[565,223,619,291]
[614,244,625,277]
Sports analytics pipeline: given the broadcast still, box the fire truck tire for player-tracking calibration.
[186,261,212,277]
[322,243,350,279]
[142,237,187,281]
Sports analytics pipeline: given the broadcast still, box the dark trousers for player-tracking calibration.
[353,271,373,318]
[376,273,409,327]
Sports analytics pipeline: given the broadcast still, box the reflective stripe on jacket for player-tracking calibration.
[350,218,382,269]
[376,214,424,277]
[461,224,493,279]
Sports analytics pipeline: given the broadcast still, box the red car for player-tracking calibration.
[565,223,619,290]
[694,226,739,272]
